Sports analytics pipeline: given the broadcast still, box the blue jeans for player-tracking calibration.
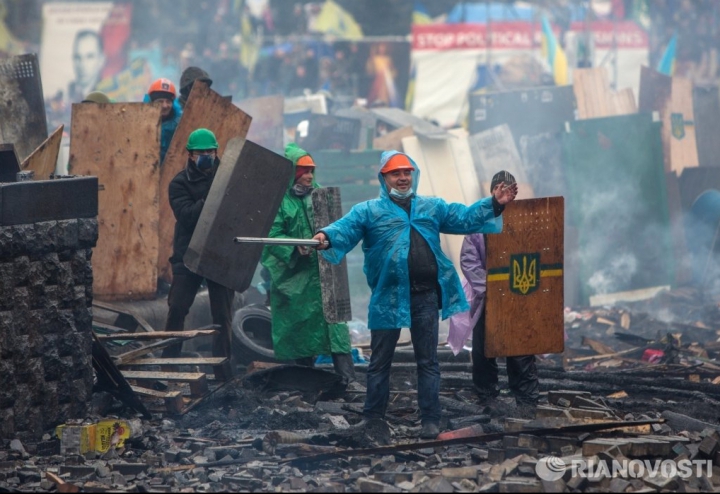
[363,290,441,424]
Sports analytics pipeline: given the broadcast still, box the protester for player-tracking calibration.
[313,151,518,438]
[178,66,213,108]
[163,128,235,362]
[144,78,182,164]
[449,171,540,408]
[82,91,111,104]
[261,143,355,382]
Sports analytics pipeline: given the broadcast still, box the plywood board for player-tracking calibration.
[574,67,638,120]
[159,81,252,283]
[312,187,352,323]
[693,86,720,168]
[21,125,63,179]
[485,197,565,358]
[667,77,699,175]
[184,138,292,293]
[236,94,284,154]
[373,126,414,151]
[69,103,161,300]
[468,124,529,184]
[0,54,48,162]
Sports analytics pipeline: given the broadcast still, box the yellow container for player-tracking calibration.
[55,424,96,454]
[95,420,132,453]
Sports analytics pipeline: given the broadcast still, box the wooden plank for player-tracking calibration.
[97,329,218,340]
[373,126,414,151]
[122,357,227,366]
[693,86,720,167]
[235,94,284,153]
[668,77,699,175]
[183,138,292,293]
[69,102,161,300]
[610,88,637,115]
[130,385,182,399]
[574,68,616,120]
[113,338,186,365]
[121,370,206,381]
[20,124,63,179]
[158,81,252,283]
[130,386,185,415]
[485,197,565,357]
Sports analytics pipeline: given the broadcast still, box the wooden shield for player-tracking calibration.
[183,138,292,293]
[158,81,252,283]
[312,187,352,323]
[69,103,161,300]
[485,197,565,358]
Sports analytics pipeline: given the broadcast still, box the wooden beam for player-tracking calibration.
[97,329,218,340]
[122,371,209,397]
[121,357,227,366]
[20,124,63,179]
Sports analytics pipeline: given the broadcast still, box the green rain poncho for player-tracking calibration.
[260,143,352,361]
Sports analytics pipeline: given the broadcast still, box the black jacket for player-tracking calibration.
[168,159,215,274]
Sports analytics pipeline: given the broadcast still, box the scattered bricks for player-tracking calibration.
[110,463,149,476]
[500,457,521,478]
[59,465,97,478]
[582,439,631,457]
[457,479,478,492]
[470,449,489,462]
[643,473,679,491]
[506,447,538,459]
[374,472,413,484]
[503,436,519,448]
[698,435,719,458]
[673,442,692,459]
[478,483,499,493]
[625,438,672,458]
[540,479,566,492]
[566,408,612,420]
[396,480,415,490]
[498,479,542,493]
[544,436,579,455]
[559,446,575,457]
[357,478,396,493]
[486,464,505,483]
[488,449,505,464]
[609,478,631,492]
[518,435,548,451]
[416,476,454,493]
[440,466,482,480]
[556,398,571,408]
[548,391,591,406]
[566,474,588,491]
[504,419,532,432]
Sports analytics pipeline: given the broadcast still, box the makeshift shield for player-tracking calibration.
[0,54,48,162]
[311,187,352,323]
[184,138,293,293]
[484,197,565,358]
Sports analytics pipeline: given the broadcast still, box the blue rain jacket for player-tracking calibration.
[143,94,183,164]
[320,150,503,329]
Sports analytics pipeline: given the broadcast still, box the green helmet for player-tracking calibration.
[186,128,219,151]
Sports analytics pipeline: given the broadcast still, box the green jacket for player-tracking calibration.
[260,143,351,360]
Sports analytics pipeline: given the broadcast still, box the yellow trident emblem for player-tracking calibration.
[511,253,539,295]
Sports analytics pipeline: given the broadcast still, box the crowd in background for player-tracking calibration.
[3,0,720,125]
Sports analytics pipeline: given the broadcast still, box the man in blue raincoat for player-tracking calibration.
[144,78,183,165]
[313,151,518,439]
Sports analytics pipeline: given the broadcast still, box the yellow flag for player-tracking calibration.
[314,0,363,40]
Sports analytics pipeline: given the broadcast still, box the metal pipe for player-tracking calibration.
[234,237,329,247]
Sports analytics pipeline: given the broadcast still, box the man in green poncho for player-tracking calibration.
[261,143,356,382]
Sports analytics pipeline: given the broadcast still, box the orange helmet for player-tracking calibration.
[380,154,415,174]
[297,155,316,168]
[148,78,176,99]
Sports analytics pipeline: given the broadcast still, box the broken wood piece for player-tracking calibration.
[567,347,642,363]
[97,329,218,340]
[121,371,208,397]
[45,471,79,493]
[288,419,665,464]
[607,391,629,399]
[130,386,184,415]
[122,357,227,366]
[582,337,616,355]
[20,124,63,179]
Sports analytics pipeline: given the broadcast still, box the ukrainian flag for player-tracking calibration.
[412,2,432,25]
[315,0,363,40]
[541,16,568,86]
[405,63,416,111]
[657,34,677,76]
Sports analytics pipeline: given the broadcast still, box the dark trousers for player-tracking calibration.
[364,290,441,424]
[295,353,356,382]
[163,271,235,358]
[472,308,539,404]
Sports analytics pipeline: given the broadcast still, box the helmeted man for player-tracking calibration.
[451,171,539,407]
[163,128,235,361]
[144,78,183,164]
[261,143,355,382]
[313,151,517,438]
[82,91,111,104]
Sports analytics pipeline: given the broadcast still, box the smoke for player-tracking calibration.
[587,252,638,295]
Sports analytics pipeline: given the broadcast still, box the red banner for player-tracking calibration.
[412,21,647,51]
